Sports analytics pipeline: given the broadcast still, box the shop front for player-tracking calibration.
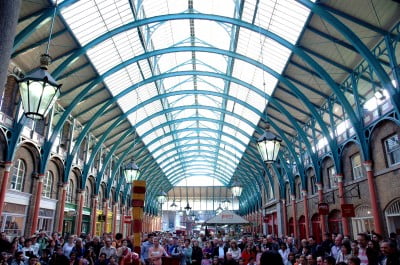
[39,197,57,235]
[1,190,30,238]
[82,207,91,234]
[63,203,77,235]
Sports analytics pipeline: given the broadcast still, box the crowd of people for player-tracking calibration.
[0,229,399,265]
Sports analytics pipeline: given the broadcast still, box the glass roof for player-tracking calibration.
[58,0,312,186]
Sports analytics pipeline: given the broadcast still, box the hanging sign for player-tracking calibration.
[124,215,132,224]
[318,203,329,215]
[341,204,355,217]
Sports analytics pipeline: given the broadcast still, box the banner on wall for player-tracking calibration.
[318,203,329,215]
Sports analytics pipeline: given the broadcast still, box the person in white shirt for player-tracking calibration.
[99,238,117,259]
[278,243,290,264]
[62,235,75,259]
[227,240,241,261]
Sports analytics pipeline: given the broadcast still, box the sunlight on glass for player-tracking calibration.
[55,0,312,184]
[176,177,225,186]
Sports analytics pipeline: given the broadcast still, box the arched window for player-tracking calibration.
[84,186,90,207]
[10,159,25,191]
[310,176,316,195]
[66,179,74,203]
[97,190,103,210]
[42,171,53,198]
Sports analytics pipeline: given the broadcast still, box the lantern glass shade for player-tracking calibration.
[231,181,243,197]
[18,67,61,120]
[124,161,140,183]
[170,200,178,210]
[157,191,167,204]
[256,127,282,164]
[216,204,223,214]
[184,202,191,215]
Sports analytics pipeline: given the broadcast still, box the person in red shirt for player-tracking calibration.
[241,245,255,265]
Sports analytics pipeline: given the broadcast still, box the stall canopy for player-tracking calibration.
[205,211,249,224]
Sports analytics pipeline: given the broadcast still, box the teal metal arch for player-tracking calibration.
[46,12,361,166]
[69,73,319,199]
[52,45,327,182]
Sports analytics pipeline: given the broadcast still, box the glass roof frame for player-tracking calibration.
[56,0,313,186]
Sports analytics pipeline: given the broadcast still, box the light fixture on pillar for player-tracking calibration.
[17,2,62,120]
[184,202,192,215]
[256,123,282,164]
[157,190,167,204]
[231,178,243,197]
[124,159,140,183]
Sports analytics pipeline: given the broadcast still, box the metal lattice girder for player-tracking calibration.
[57,45,330,183]
[46,14,360,141]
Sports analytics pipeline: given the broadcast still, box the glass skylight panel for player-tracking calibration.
[197,77,224,92]
[256,0,310,44]
[197,109,220,120]
[169,95,196,108]
[150,21,189,50]
[194,0,235,17]
[61,0,134,46]
[199,121,219,131]
[138,60,153,79]
[197,94,221,107]
[117,91,139,112]
[177,177,224,186]
[104,64,142,94]
[175,120,196,131]
[173,109,197,120]
[194,20,231,50]
[196,54,228,74]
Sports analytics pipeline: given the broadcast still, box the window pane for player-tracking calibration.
[11,159,25,191]
[385,134,400,166]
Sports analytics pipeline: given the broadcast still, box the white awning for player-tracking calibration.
[205,210,249,224]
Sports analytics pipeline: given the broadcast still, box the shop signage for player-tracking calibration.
[341,204,355,217]
[124,215,132,224]
[318,203,329,215]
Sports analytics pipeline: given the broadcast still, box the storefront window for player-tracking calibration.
[352,205,374,238]
[38,208,54,235]
[10,159,25,191]
[0,203,26,238]
[42,171,53,198]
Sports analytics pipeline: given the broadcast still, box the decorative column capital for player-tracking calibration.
[336,174,343,183]
[316,183,323,191]
[3,161,12,171]
[290,194,296,201]
[363,160,373,171]
[61,182,68,190]
[281,199,286,205]
[301,190,308,197]
[78,189,85,195]
[92,194,98,200]
[37,173,45,183]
